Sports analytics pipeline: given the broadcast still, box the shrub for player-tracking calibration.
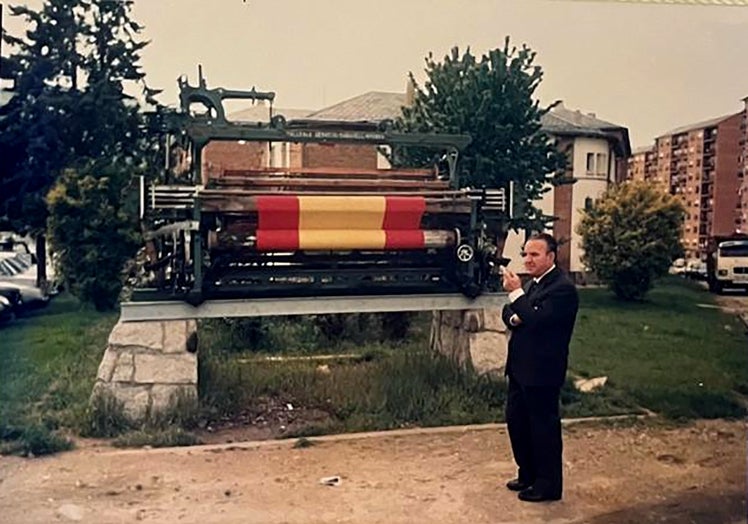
[577,181,684,301]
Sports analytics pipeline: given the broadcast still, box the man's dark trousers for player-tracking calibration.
[505,376,562,496]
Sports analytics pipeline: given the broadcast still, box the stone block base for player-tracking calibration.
[91,320,198,423]
[430,309,508,376]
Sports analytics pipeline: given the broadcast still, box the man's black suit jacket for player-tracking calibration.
[501,267,579,388]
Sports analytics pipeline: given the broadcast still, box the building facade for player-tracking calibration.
[626,146,657,184]
[630,112,743,259]
[739,97,748,234]
[502,105,630,276]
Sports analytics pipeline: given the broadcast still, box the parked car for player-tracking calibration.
[0,279,49,311]
[0,295,13,323]
[0,255,37,288]
[0,235,59,294]
[684,259,707,281]
[0,285,23,314]
[0,254,50,309]
[669,258,686,276]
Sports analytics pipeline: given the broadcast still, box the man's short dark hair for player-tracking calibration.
[528,233,558,257]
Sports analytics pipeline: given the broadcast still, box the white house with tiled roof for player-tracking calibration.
[509,103,631,276]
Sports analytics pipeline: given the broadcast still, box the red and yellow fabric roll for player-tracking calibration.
[255,195,426,251]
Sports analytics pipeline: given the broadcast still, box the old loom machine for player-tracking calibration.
[137,73,509,303]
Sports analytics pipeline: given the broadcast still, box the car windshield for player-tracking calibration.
[0,260,22,276]
[719,244,748,257]
[4,257,30,272]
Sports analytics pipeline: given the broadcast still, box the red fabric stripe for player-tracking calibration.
[382,197,425,230]
[256,196,299,230]
[256,230,299,251]
[384,230,425,250]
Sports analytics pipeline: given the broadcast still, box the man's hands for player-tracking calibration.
[502,267,522,292]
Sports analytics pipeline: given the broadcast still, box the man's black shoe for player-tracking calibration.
[517,486,562,503]
[505,478,532,492]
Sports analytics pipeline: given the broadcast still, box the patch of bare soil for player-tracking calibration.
[197,395,334,443]
[714,293,748,331]
[0,419,744,523]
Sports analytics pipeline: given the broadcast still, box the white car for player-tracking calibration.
[669,258,686,276]
[0,295,12,322]
[0,255,50,308]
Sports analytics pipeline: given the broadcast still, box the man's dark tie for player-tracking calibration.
[526,280,540,299]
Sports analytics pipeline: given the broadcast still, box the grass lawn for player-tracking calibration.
[1,279,745,453]
[571,278,748,418]
[0,295,117,453]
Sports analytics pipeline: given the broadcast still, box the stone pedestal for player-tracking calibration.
[430,309,508,376]
[92,320,198,422]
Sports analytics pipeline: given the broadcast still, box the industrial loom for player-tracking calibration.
[136,72,510,305]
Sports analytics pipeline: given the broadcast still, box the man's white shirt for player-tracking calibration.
[507,265,556,327]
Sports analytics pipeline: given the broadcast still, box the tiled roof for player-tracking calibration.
[228,93,629,154]
[658,113,740,137]
[304,92,407,122]
[540,103,624,136]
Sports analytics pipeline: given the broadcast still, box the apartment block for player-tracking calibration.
[626,146,657,184]
[739,97,748,233]
[645,113,743,259]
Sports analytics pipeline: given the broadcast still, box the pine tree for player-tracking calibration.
[0,0,90,282]
[1,0,163,307]
[0,1,87,227]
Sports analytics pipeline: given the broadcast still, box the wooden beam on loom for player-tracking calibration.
[209,177,450,190]
[199,189,465,197]
[199,195,472,214]
[221,166,435,179]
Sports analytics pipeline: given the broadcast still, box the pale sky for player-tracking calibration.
[3,0,748,148]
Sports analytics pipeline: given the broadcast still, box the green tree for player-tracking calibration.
[397,38,567,233]
[0,0,90,280]
[2,0,162,309]
[47,164,141,310]
[577,181,685,301]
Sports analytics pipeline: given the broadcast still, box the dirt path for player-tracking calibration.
[0,419,744,524]
[714,293,748,331]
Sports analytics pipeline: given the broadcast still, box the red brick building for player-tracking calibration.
[739,96,748,234]
[627,111,744,259]
[626,146,659,187]
[202,93,400,179]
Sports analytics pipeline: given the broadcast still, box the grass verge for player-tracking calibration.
[0,294,117,455]
[1,279,745,453]
[571,278,747,419]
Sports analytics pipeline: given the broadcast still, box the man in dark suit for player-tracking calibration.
[500,233,579,503]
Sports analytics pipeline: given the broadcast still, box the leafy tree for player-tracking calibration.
[577,181,685,301]
[397,38,567,233]
[47,163,141,310]
[2,0,162,308]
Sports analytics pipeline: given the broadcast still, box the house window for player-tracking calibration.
[584,197,593,210]
[596,153,608,177]
[586,153,595,175]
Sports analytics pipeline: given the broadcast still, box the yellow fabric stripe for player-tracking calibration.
[298,196,385,230]
[299,230,386,250]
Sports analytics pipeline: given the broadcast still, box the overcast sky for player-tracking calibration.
[3,0,748,148]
